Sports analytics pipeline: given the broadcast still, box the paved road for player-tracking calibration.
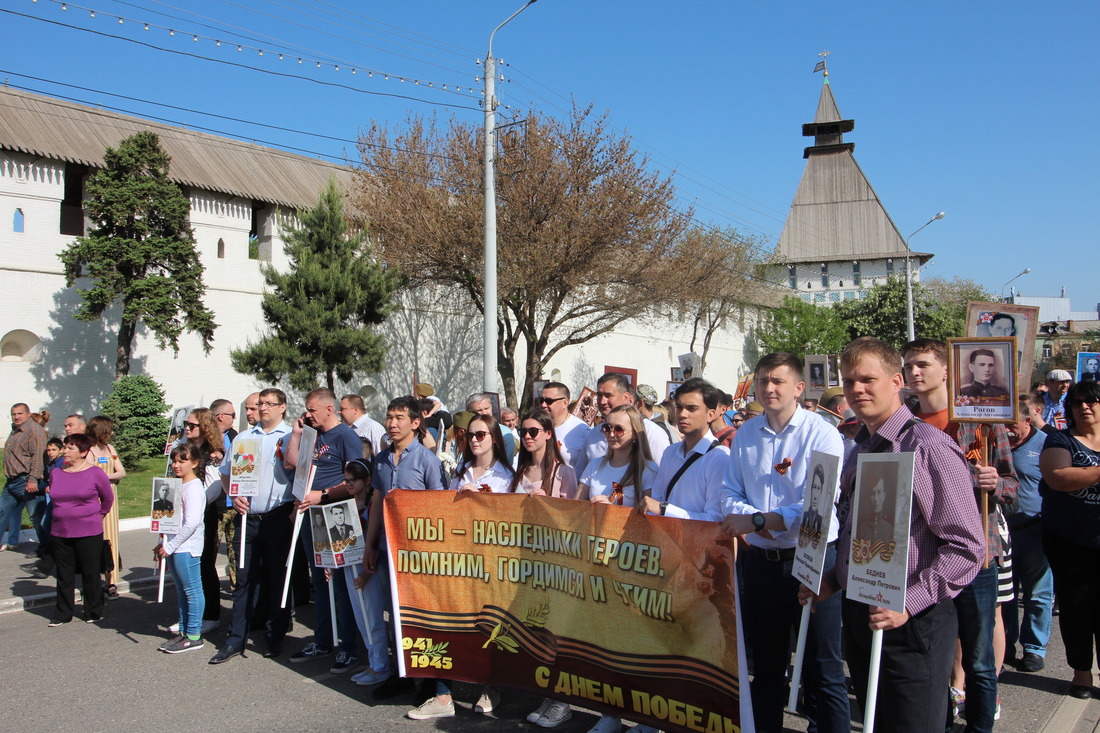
[1,528,1097,732]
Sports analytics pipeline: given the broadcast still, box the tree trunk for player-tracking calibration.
[326,369,335,392]
[116,317,136,379]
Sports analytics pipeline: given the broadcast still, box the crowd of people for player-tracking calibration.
[2,337,1097,733]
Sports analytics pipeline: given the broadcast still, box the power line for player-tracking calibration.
[0,70,463,163]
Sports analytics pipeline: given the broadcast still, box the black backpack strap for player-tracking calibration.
[666,440,720,502]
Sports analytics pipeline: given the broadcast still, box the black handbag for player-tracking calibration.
[100,538,115,573]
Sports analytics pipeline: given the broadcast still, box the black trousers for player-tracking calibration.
[1044,529,1100,672]
[53,533,104,622]
[224,502,294,650]
[843,597,957,733]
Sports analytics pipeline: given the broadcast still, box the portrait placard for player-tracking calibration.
[827,355,840,386]
[794,451,841,594]
[164,405,193,455]
[666,381,684,400]
[150,477,182,534]
[292,425,318,501]
[310,499,364,568]
[947,337,1017,423]
[1077,352,1100,383]
[678,352,703,379]
[532,380,549,403]
[734,375,753,402]
[603,367,638,387]
[227,437,262,497]
[846,453,915,612]
[965,301,1039,392]
[572,387,599,426]
[805,355,828,399]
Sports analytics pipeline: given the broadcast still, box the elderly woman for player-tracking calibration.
[1040,380,1100,698]
[48,434,114,626]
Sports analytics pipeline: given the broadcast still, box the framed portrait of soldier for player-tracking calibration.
[794,451,840,594]
[1077,352,1100,383]
[150,477,182,534]
[965,301,1039,392]
[532,380,548,403]
[846,453,915,612]
[573,387,599,426]
[310,500,364,568]
[163,405,194,455]
[805,355,828,399]
[827,355,840,386]
[947,337,1017,423]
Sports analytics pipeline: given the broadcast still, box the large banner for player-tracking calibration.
[385,490,748,733]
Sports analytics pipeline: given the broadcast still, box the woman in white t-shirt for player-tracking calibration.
[510,410,580,498]
[413,414,513,720]
[448,414,515,493]
[581,405,658,509]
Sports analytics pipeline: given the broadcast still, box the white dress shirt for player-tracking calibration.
[218,422,293,513]
[351,413,387,457]
[650,430,730,521]
[720,408,843,549]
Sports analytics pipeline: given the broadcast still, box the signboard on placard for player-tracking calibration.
[805,355,828,399]
[150,477,183,534]
[292,426,318,501]
[227,438,262,497]
[164,405,193,455]
[846,453,915,612]
[310,499,364,568]
[793,451,841,594]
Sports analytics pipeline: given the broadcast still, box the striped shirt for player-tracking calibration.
[836,406,984,615]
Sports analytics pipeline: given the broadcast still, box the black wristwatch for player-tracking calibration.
[751,512,767,532]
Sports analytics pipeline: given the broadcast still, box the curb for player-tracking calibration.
[0,573,171,615]
[1038,694,1092,733]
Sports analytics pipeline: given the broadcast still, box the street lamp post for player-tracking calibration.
[1001,268,1032,302]
[482,0,537,392]
[905,212,945,342]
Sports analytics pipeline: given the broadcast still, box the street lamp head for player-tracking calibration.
[1021,268,1031,275]
[934,212,945,220]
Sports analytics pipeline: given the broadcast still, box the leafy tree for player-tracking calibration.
[759,296,850,356]
[833,275,978,349]
[100,375,170,469]
[352,106,751,408]
[59,131,216,378]
[231,177,400,391]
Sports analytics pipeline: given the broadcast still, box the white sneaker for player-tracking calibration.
[407,697,455,720]
[201,619,220,634]
[536,700,573,728]
[167,622,180,634]
[527,698,553,723]
[353,668,391,686]
[587,715,622,733]
[474,686,500,714]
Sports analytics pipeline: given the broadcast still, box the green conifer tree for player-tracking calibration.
[231,177,400,390]
[59,131,217,378]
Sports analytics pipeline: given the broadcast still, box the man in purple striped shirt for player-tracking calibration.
[800,337,984,733]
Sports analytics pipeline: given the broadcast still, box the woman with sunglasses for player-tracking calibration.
[510,410,580,499]
[1039,380,1100,698]
[410,414,514,721]
[581,405,658,509]
[181,408,227,634]
[448,413,514,494]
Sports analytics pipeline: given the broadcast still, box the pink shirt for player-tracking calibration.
[48,466,114,538]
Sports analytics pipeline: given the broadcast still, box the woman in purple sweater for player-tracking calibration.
[48,434,114,626]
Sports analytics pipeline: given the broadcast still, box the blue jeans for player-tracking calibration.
[169,552,205,638]
[741,544,849,733]
[0,475,43,547]
[1005,518,1053,657]
[953,564,998,733]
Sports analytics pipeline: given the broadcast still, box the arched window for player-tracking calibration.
[0,329,42,362]
[217,238,226,259]
[13,208,24,233]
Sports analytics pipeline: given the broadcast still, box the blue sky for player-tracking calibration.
[3,0,1096,308]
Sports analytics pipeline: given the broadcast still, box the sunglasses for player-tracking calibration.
[520,427,545,439]
[538,396,565,405]
[600,423,628,436]
[183,421,201,430]
[468,430,491,442]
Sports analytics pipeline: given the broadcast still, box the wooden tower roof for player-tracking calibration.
[775,77,930,265]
